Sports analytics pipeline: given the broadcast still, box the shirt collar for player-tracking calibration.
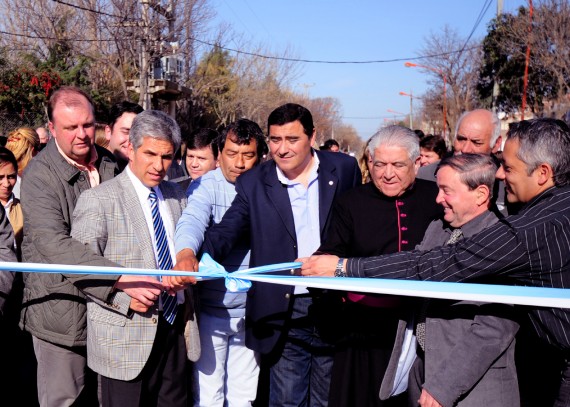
[445,210,498,237]
[276,150,320,186]
[3,193,14,212]
[55,139,98,170]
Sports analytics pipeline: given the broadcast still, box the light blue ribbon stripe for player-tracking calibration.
[244,275,570,308]
[0,259,300,280]
[0,255,568,308]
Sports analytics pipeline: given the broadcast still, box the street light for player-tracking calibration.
[386,109,407,125]
[405,62,447,137]
[399,91,414,129]
[387,109,406,116]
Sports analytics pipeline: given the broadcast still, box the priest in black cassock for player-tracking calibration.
[314,125,443,407]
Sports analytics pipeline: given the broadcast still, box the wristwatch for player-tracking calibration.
[334,258,346,277]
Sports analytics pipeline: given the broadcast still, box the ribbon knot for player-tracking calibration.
[198,253,253,292]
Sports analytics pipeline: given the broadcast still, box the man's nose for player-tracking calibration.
[461,143,476,154]
[276,141,289,155]
[153,158,165,172]
[496,165,506,180]
[235,155,245,168]
[77,126,88,139]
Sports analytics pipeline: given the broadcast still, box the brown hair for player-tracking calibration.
[359,137,372,184]
[0,146,18,173]
[47,86,94,123]
[95,123,109,149]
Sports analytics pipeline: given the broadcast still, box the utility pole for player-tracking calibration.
[127,1,190,115]
[491,0,503,112]
[139,0,151,110]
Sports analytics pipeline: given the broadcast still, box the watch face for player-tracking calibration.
[335,259,345,277]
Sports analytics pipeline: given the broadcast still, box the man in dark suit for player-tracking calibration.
[174,103,361,406]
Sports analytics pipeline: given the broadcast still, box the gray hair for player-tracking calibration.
[507,118,570,186]
[367,125,420,162]
[436,153,498,197]
[454,109,501,149]
[129,110,181,151]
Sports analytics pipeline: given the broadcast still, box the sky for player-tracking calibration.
[208,0,527,140]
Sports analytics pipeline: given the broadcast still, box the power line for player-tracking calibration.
[343,115,410,120]
[192,37,482,64]
[22,0,483,65]
[0,26,482,64]
[459,0,494,54]
[51,0,123,18]
[0,29,115,42]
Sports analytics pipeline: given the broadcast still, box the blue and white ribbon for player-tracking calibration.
[0,254,568,308]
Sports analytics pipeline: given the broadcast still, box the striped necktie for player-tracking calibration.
[148,189,178,324]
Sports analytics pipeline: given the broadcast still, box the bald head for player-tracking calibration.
[453,109,501,155]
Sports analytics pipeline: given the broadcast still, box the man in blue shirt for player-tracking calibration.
[174,119,267,407]
[173,103,361,406]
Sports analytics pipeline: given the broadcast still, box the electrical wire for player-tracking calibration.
[0,29,115,42]
[51,0,123,18]
[458,0,494,54]
[190,37,482,64]
[26,0,483,65]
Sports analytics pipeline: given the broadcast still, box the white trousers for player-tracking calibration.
[193,313,260,407]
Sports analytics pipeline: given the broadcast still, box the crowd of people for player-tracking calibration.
[0,85,568,407]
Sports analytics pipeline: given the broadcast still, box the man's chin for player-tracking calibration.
[505,191,519,204]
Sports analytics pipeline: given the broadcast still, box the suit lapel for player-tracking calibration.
[263,163,297,242]
[158,182,182,227]
[117,172,157,269]
[316,151,339,236]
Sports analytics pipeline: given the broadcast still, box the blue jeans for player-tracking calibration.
[268,296,334,407]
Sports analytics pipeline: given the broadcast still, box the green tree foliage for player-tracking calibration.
[189,46,239,127]
[478,1,570,116]
[0,48,61,123]
[478,9,556,114]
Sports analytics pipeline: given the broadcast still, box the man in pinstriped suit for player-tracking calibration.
[71,110,200,407]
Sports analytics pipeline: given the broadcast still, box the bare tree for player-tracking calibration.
[0,0,214,107]
[417,25,481,139]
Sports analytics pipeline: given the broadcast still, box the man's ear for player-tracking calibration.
[535,163,554,186]
[309,129,317,147]
[475,184,491,206]
[127,142,135,162]
[413,156,421,174]
[48,121,56,138]
[492,135,502,154]
[105,125,112,142]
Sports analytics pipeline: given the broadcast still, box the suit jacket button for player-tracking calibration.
[152,317,157,324]
[285,293,291,299]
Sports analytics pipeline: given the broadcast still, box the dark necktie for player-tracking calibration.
[149,190,178,324]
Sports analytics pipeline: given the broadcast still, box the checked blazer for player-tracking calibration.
[71,170,200,381]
